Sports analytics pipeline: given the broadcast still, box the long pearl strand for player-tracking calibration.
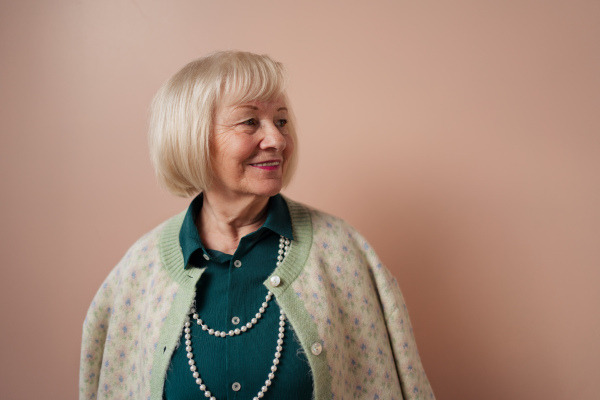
[182,235,290,400]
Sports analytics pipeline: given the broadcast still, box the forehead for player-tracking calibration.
[218,95,288,113]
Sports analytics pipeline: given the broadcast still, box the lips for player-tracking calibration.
[250,161,280,167]
[249,160,282,170]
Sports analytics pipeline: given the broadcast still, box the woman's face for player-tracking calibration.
[208,95,294,200]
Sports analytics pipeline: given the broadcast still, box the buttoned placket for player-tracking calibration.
[225,232,280,399]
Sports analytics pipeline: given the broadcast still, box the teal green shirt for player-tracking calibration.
[164,194,313,399]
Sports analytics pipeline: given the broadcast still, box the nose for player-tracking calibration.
[260,121,287,152]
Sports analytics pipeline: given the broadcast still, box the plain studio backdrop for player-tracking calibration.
[1,1,599,399]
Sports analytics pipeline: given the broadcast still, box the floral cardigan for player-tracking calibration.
[80,197,435,400]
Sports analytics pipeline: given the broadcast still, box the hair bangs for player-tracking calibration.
[220,55,287,105]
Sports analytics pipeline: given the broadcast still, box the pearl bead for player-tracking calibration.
[275,352,281,358]
[184,328,190,334]
[271,365,277,372]
[276,346,282,352]
[188,359,194,366]
[185,340,191,346]
[193,371,199,378]
[265,379,272,386]
[234,329,240,335]
[273,358,279,365]
[187,353,193,359]
[256,312,262,318]
[204,390,211,397]
[251,318,257,324]
[193,314,199,319]
[268,373,274,379]
[208,329,214,335]
[184,321,190,327]
[199,384,206,391]
[219,331,226,338]
[190,365,196,371]
[202,325,208,331]
[246,322,252,328]
[186,346,192,352]
[213,330,220,336]
[262,386,268,392]
[257,392,264,398]
[241,326,247,332]
[196,378,202,385]
[228,330,234,336]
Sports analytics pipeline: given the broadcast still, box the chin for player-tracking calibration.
[250,183,283,198]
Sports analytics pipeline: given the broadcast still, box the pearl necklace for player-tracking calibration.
[191,290,274,337]
[183,235,290,400]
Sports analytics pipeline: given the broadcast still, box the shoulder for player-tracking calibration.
[90,212,185,304]
[284,198,404,316]
[283,196,368,251]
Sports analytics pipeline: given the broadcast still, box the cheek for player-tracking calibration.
[284,136,295,159]
[215,136,254,167]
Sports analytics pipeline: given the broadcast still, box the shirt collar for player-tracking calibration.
[178,193,293,269]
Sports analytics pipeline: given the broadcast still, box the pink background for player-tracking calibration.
[1,1,599,399]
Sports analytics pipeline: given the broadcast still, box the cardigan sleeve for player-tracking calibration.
[354,230,436,399]
[384,287,435,399]
[79,265,118,399]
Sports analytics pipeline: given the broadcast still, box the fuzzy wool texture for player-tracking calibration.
[79,197,435,400]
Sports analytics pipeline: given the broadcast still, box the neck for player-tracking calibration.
[198,192,270,255]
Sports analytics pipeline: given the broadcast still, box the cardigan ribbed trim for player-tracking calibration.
[149,196,332,399]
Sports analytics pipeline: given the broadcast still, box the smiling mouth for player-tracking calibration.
[251,161,281,167]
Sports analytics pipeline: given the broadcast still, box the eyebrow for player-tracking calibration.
[233,105,288,112]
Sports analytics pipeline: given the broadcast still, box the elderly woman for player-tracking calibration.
[80,51,434,400]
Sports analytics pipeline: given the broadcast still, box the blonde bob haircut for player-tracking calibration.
[148,51,298,197]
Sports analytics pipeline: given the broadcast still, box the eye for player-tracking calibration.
[242,118,257,126]
[275,119,288,128]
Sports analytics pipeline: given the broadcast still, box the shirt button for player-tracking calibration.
[270,275,281,287]
[234,260,242,268]
[231,316,240,325]
[203,254,209,261]
[232,382,241,391]
[311,342,323,355]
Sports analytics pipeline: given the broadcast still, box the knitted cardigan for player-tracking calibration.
[79,198,435,400]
